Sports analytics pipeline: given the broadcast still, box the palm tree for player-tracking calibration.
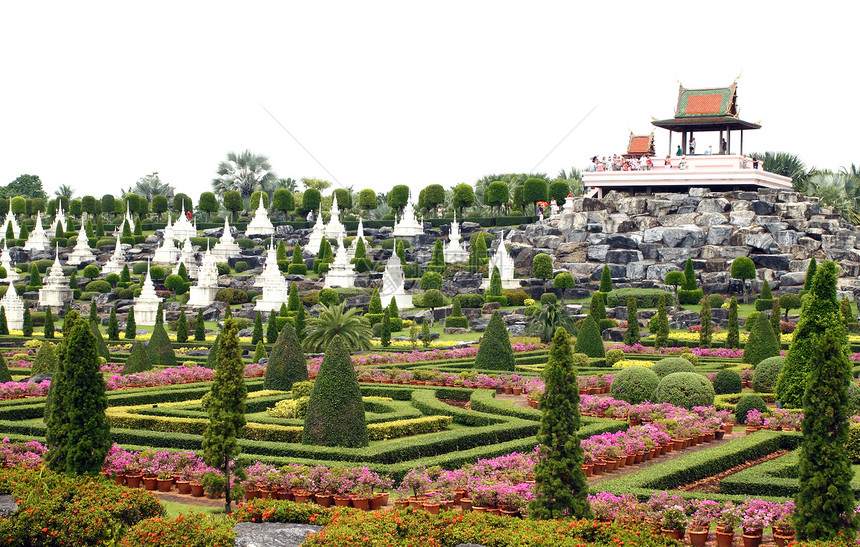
[804,170,860,224]
[212,150,277,200]
[526,302,577,344]
[302,302,372,353]
[54,184,75,199]
[760,152,808,193]
[133,172,175,201]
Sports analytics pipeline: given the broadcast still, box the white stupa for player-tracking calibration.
[0,199,19,239]
[173,237,198,279]
[133,261,162,326]
[172,204,197,241]
[211,217,241,262]
[443,211,469,263]
[38,246,73,309]
[153,235,180,264]
[323,236,356,289]
[348,217,370,259]
[123,201,136,234]
[254,239,290,311]
[380,252,411,309]
[254,238,279,289]
[102,233,127,275]
[481,230,519,290]
[246,199,275,237]
[188,241,220,307]
[393,199,423,237]
[50,202,67,233]
[23,212,50,252]
[324,200,346,241]
[306,206,326,256]
[66,221,96,265]
[0,284,24,331]
[163,214,175,242]
[0,242,18,283]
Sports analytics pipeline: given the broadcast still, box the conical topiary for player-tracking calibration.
[121,341,152,375]
[589,292,606,321]
[195,309,205,341]
[44,306,54,339]
[287,283,301,313]
[574,314,605,358]
[125,307,136,340]
[252,311,263,345]
[265,323,308,391]
[0,352,11,383]
[146,321,177,367]
[266,309,278,344]
[206,333,221,369]
[31,341,58,375]
[599,265,612,293]
[624,295,639,346]
[176,309,188,343]
[90,320,110,361]
[0,306,9,336]
[253,340,268,363]
[743,309,781,366]
[301,334,368,447]
[474,311,515,371]
[22,306,32,337]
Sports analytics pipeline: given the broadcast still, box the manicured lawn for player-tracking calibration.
[160,499,224,518]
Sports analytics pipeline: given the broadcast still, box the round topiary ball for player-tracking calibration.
[707,294,725,308]
[610,366,660,404]
[605,348,624,367]
[734,394,768,424]
[652,357,696,378]
[752,356,785,393]
[540,293,558,306]
[653,372,715,409]
[713,369,743,395]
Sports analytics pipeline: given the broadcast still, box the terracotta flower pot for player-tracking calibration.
[423,502,440,514]
[661,528,685,540]
[370,493,385,510]
[394,499,409,509]
[125,474,143,489]
[512,386,522,395]
[742,532,762,547]
[625,454,636,466]
[499,508,519,517]
[714,430,725,440]
[190,483,205,497]
[352,497,371,511]
[723,424,734,434]
[207,490,223,500]
[745,426,759,435]
[334,495,351,507]
[259,489,274,500]
[673,439,685,450]
[688,529,709,547]
[143,477,159,491]
[592,461,605,475]
[157,478,173,492]
[293,491,312,503]
[581,464,593,477]
[176,480,192,495]
[502,386,513,394]
[774,532,795,547]
[113,473,125,486]
[715,529,734,547]
[275,489,292,501]
[315,493,333,506]
[460,498,472,512]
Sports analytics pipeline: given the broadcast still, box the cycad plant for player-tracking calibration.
[302,302,372,353]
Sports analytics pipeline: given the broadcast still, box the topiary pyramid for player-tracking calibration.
[574,314,605,358]
[743,305,781,367]
[90,320,110,361]
[301,334,368,447]
[146,321,177,367]
[122,341,152,375]
[474,311,515,371]
[205,334,221,369]
[31,341,58,375]
[265,323,308,391]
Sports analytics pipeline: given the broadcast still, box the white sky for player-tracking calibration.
[1,1,856,200]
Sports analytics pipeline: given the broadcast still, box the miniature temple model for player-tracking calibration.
[443,211,469,263]
[153,234,180,264]
[324,200,346,241]
[66,221,96,265]
[23,212,50,251]
[392,197,423,237]
[171,204,197,241]
[0,286,24,330]
[38,247,73,308]
[0,242,18,283]
[102,233,127,275]
[348,217,369,259]
[173,237,198,279]
[254,238,290,311]
[380,252,411,309]
[211,217,241,262]
[133,261,163,326]
[323,236,356,288]
[0,199,19,239]
[305,206,326,256]
[50,202,66,233]
[187,241,220,307]
[481,231,519,289]
[245,199,275,237]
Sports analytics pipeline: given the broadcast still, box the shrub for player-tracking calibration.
[502,289,529,306]
[532,253,553,280]
[598,318,617,332]
[743,312,780,366]
[318,288,339,307]
[419,271,443,291]
[457,294,485,308]
[540,293,558,306]
[145,323,177,367]
[474,312,515,371]
[610,366,660,404]
[121,512,235,547]
[679,289,705,306]
[573,314,604,358]
[606,288,674,308]
[652,357,695,378]
[745,311,761,331]
[215,288,249,305]
[84,280,111,293]
[753,356,785,393]
[234,261,249,273]
[265,323,308,391]
[707,294,725,308]
[31,341,58,375]
[734,394,768,424]
[216,263,230,275]
[605,348,624,367]
[654,372,715,409]
[288,263,307,275]
[713,369,743,394]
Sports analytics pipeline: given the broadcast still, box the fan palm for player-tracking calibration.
[805,170,860,224]
[54,184,75,199]
[759,152,808,193]
[302,302,372,353]
[133,172,175,200]
[212,150,277,199]
[526,302,578,344]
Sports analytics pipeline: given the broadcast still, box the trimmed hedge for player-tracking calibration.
[606,288,674,308]
[734,394,768,424]
[473,312,515,371]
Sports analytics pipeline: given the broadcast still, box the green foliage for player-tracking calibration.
[624,296,640,346]
[318,288,339,307]
[427,239,446,272]
[734,394,768,424]
[146,322,177,367]
[420,271,443,291]
[755,279,774,312]
[468,232,488,272]
[485,180,510,213]
[44,306,54,339]
[22,306,32,337]
[599,265,613,293]
[380,309,391,347]
[573,314,604,358]
[120,264,131,283]
[589,292,606,321]
[90,320,110,361]
[176,309,188,343]
[252,311,264,345]
[422,289,445,313]
[795,322,858,541]
[713,369,743,395]
[654,371,715,409]
[28,263,41,287]
[119,341,151,376]
[474,312,515,371]
[540,293,557,306]
[726,297,740,349]
[532,253,553,280]
[610,366,660,404]
[526,301,577,344]
[678,257,697,292]
[303,302,371,353]
[771,298,782,342]
[530,326,591,519]
[552,272,575,303]
[730,256,756,303]
[652,357,695,378]
[45,321,110,474]
[195,309,205,341]
[0,307,8,336]
[451,183,475,215]
[125,306,136,340]
[266,309,278,344]
[522,177,548,211]
[302,335,368,447]
[31,341,58,375]
[605,288,674,308]
[206,333,220,369]
[202,317,247,512]
[699,299,713,348]
[84,280,111,293]
[804,257,818,292]
[843,297,860,333]
[753,356,785,393]
[253,340,268,363]
[654,294,669,349]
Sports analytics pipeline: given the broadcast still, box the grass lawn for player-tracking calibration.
[160,499,225,518]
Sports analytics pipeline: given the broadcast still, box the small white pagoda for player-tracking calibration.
[0,285,24,331]
[173,238,198,279]
[187,242,220,307]
[348,217,370,259]
[324,200,346,241]
[133,261,162,326]
[102,233,127,275]
[0,242,18,283]
[393,199,423,237]
[306,206,326,256]
[380,252,411,310]
[66,222,96,266]
[123,202,136,233]
[23,212,50,252]
[481,231,519,290]
[254,238,281,289]
[324,237,356,289]
[38,247,73,309]
[171,204,197,241]
[211,217,241,262]
[50,202,67,233]
[246,199,275,237]
[443,211,469,263]
[153,235,180,264]
[254,239,290,311]
[163,214,175,242]
[0,199,19,239]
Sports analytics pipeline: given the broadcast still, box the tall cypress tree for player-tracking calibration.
[120,264,131,284]
[195,309,205,341]
[654,294,669,349]
[146,321,177,367]
[44,306,54,339]
[266,309,278,344]
[22,306,32,337]
[474,311,515,370]
[699,299,712,348]
[624,295,639,346]
[795,320,858,540]
[726,297,740,349]
[125,306,136,340]
[529,326,591,519]
[802,257,818,295]
[264,323,308,391]
[202,318,247,513]
[427,239,446,272]
[0,306,9,336]
[287,282,301,313]
[589,291,606,321]
[380,309,391,347]
[295,305,307,342]
[29,264,41,287]
[89,301,98,324]
[771,298,782,342]
[107,307,119,341]
[251,311,263,345]
[155,302,164,325]
[598,265,613,293]
[176,309,188,343]
[682,258,698,291]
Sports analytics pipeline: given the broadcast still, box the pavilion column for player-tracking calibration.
[740,131,744,155]
[727,130,732,155]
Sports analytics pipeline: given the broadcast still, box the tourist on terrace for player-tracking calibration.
[705,145,713,155]
[690,136,696,154]
[645,156,653,170]
[676,145,682,156]
[721,137,728,154]
[753,154,759,169]
[664,155,672,169]
[679,156,687,170]
[306,209,314,223]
